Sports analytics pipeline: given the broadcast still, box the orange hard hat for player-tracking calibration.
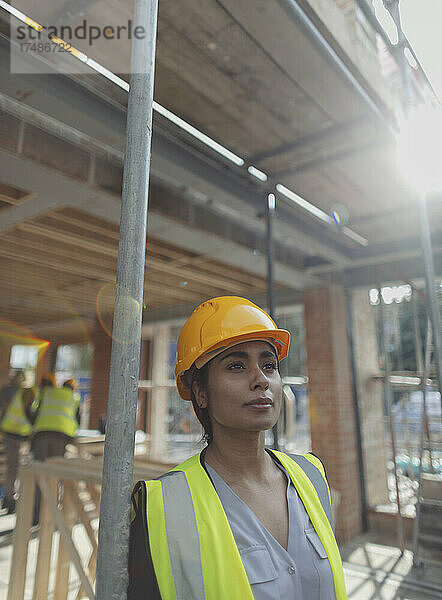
[41,372,56,386]
[175,296,290,400]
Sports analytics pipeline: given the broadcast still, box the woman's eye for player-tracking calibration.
[227,362,244,370]
[263,362,277,371]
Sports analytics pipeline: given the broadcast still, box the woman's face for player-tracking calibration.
[195,340,283,436]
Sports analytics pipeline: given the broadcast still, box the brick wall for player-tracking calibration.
[303,285,362,542]
[90,320,112,430]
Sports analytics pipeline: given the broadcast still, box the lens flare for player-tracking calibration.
[330,204,350,226]
[397,104,442,193]
[96,282,142,344]
[0,319,50,365]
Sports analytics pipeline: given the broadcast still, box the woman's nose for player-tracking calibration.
[250,365,269,389]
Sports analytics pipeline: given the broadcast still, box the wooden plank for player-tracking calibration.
[64,482,99,600]
[65,482,98,553]
[38,475,95,600]
[20,461,103,485]
[214,0,364,122]
[53,482,77,600]
[7,473,35,600]
[32,477,57,600]
[85,483,101,513]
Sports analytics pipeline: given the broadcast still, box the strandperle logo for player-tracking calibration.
[15,19,146,46]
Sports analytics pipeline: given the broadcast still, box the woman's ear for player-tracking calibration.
[192,379,208,410]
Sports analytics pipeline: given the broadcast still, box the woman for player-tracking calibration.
[128,296,347,599]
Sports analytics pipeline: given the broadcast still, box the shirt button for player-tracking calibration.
[288,565,296,575]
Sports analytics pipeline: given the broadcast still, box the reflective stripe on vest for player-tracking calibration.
[288,453,333,529]
[144,451,348,600]
[33,387,78,437]
[160,472,205,600]
[1,388,31,437]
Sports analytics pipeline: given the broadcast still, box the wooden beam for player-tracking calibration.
[7,473,36,600]
[37,474,95,600]
[32,478,57,600]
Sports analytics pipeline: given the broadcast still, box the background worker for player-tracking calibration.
[0,370,33,514]
[32,377,80,523]
[32,376,80,461]
[128,296,347,600]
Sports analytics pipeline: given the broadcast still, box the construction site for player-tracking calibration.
[0,0,441,598]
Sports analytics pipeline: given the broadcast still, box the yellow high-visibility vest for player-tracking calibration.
[1,388,32,437]
[33,387,79,438]
[141,450,348,600]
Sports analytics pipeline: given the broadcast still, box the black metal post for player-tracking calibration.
[378,287,406,553]
[266,193,279,450]
[412,320,432,568]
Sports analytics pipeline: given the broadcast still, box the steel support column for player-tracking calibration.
[378,288,406,553]
[266,193,279,450]
[95,1,158,598]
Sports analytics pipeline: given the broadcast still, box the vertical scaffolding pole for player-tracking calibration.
[378,287,406,553]
[412,320,432,568]
[411,290,435,468]
[266,193,279,450]
[385,0,442,405]
[417,192,442,403]
[95,2,158,598]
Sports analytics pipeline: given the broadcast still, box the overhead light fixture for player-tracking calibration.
[341,226,368,247]
[248,165,268,182]
[276,183,368,246]
[153,103,244,166]
[276,183,332,224]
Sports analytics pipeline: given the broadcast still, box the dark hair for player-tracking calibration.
[189,364,213,445]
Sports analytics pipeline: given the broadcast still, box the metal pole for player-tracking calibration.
[411,290,435,469]
[95,1,158,598]
[417,192,442,404]
[266,193,279,450]
[266,193,276,319]
[412,320,432,568]
[385,0,442,407]
[378,287,406,553]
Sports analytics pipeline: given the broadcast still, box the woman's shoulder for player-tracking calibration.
[133,451,203,490]
[272,449,328,481]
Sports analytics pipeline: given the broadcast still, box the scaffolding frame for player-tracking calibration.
[93,0,442,595]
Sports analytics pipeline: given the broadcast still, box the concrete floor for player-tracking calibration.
[341,531,442,599]
[0,513,441,599]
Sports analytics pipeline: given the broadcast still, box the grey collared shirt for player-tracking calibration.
[205,461,336,600]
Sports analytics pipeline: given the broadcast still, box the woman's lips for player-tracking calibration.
[245,398,273,408]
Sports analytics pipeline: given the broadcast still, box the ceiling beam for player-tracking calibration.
[0,43,351,265]
[0,150,315,290]
[273,139,380,178]
[249,116,367,163]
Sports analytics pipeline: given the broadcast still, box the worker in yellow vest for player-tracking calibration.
[128,297,348,599]
[0,370,33,514]
[33,377,80,459]
[32,377,80,523]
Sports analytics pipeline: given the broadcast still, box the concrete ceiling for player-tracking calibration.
[0,0,441,337]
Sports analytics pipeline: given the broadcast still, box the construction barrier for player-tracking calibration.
[7,456,172,600]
